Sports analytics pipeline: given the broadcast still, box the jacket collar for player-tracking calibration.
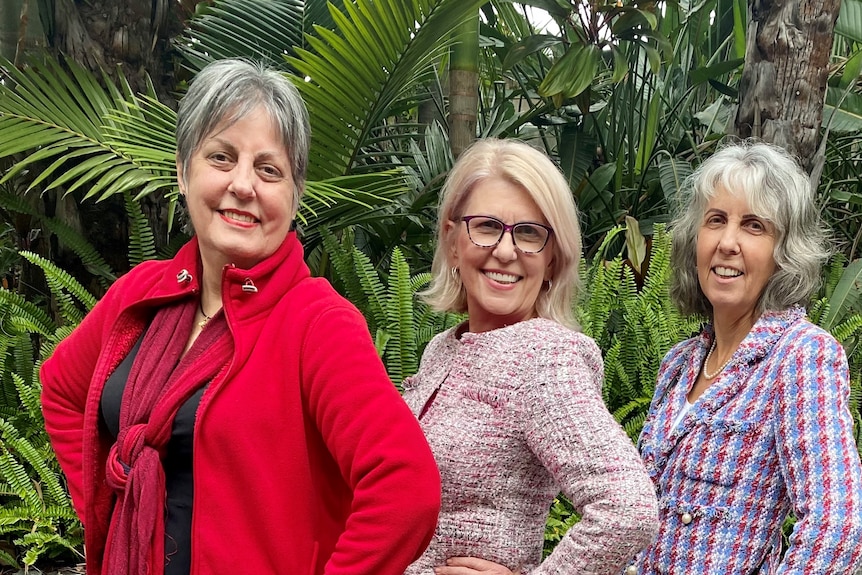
[167,231,309,324]
[644,306,807,467]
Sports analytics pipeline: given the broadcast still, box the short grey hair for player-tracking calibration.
[175,59,310,211]
[422,138,583,330]
[670,140,830,317]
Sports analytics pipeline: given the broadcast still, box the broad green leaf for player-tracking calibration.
[501,34,561,71]
[824,88,862,132]
[538,43,600,99]
[836,0,862,43]
[624,216,647,274]
[822,259,862,329]
[690,58,744,86]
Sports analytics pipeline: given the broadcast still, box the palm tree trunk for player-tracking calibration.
[733,0,841,176]
[449,14,479,158]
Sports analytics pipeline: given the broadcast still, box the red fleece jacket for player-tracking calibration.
[40,233,441,575]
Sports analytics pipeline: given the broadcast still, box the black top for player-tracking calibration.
[100,333,205,575]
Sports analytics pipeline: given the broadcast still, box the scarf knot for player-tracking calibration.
[105,424,150,492]
[103,299,232,575]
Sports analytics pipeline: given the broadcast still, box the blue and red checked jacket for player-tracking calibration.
[627,306,862,574]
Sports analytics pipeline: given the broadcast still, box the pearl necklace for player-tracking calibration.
[702,339,733,380]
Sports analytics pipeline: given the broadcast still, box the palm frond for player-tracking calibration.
[0,190,116,288]
[288,0,488,180]
[0,56,164,201]
[176,0,305,72]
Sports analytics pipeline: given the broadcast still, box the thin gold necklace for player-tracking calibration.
[702,339,733,380]
[198,301,213,329]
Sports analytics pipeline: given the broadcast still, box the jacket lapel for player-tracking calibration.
[651,308,804,464]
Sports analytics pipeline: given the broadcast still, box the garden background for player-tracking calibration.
[1,0,861,570]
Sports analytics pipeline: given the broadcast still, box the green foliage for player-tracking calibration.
[809,254,862,449]
[176,0,306,72]
[0,54,170,201]
[0,188,146,568]
[124,191,158,265]
[0,266,92,568]
[541,223,703,552]
[579,223,703,441]
[543,495,579,557]
[0,189,117,290]
[323,229,462,387]
[288,0,487,181]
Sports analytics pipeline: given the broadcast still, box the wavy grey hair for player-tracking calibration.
[670,140,830,317]
[422,138,583,329]
[175,58,310,213]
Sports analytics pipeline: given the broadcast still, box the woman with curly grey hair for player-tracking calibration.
[624,141,862,574]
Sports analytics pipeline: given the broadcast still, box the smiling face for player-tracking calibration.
[445,177,554,333]
[177,106,296,272]
[696,185,777,323]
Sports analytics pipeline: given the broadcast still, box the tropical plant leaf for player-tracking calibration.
[657,154,693,207]
[823,88,862,132]
[20,251,98,314]
[124,192,158,265]
[821,259,862,329]
[836,0,862,43]
[538,43,600,100]
[288,0,488,180]
[0,56,164,200]
[176,0,305,72]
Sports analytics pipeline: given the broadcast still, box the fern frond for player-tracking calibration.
[9,332,34,386]
[40,326,76,359]
[410,271,433,292]
[124,191,157,264]
[808,297,827,325]
[0,190,115,289]
[19,530,84,567]
[831,314,862,343]
[0,414,68,509]
[0,546,17,568]
[622,412,648,443]
[0,290,54,337]
[351,247,387,334]
[322,229,368,310]
[20,251,97,315]
[0,447,42,511]
[11,370,40,423]
[385,248,416,386]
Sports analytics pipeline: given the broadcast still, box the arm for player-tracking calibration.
[524,335,659,575]
[301,302,441,575]
[774,330,862,574]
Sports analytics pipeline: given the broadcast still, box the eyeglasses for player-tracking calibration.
[460,215,553,254]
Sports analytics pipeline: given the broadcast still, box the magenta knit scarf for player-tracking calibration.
[104,298,232,575]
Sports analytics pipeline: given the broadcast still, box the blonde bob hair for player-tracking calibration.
[423,138,583,329]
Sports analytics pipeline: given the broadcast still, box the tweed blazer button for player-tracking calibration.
[625,565,637,574]
[681,512,693,525]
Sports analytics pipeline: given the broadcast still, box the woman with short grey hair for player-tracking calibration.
[625,140,862,574]
[41,59,441,575]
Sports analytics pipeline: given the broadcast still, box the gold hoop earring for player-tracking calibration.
[451,267,460,280]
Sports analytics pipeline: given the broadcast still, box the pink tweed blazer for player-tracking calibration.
[402,318,658,574]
